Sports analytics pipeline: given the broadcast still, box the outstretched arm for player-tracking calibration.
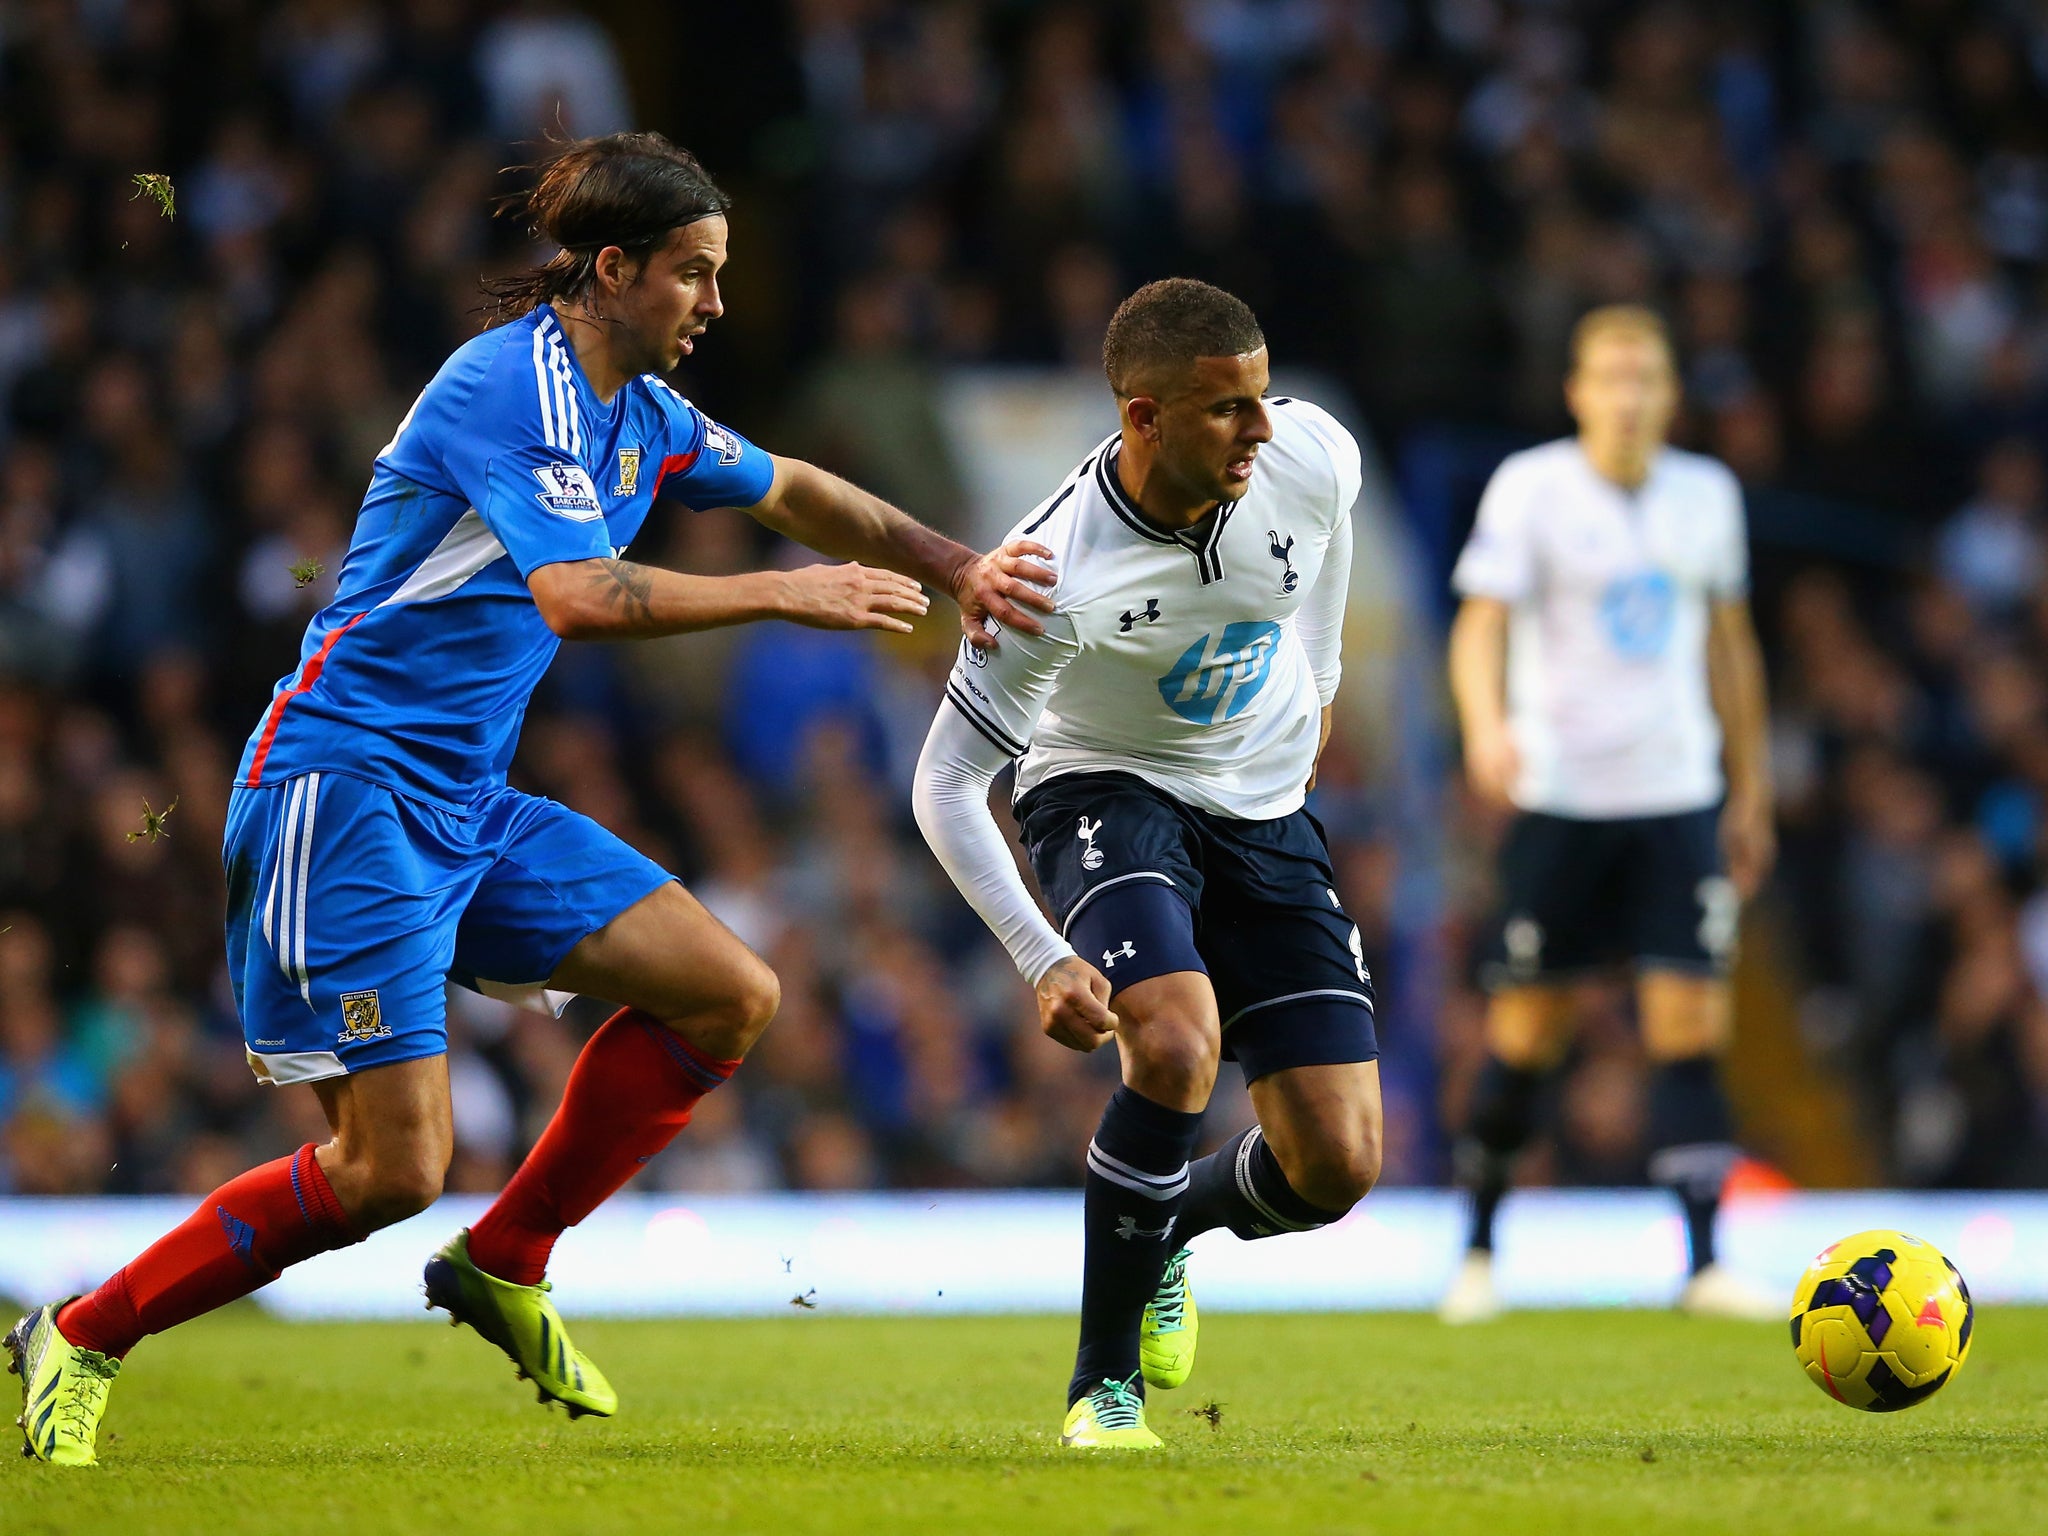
[749,456,1057,647]
[527,555,927,640]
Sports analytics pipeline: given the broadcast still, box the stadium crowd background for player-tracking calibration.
[4,0,2048,1202]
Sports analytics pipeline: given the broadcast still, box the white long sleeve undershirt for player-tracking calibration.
[1297,501,1352,705]
[911,701,1077,987]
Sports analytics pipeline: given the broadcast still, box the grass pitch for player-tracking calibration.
[5,1307,2044,1536]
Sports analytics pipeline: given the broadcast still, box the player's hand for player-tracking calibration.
[1464,719,1520,807]
[1721,790,1777,901]
[954,538,1058,649]
[781,562,930,634]
[1036,954,1116,1053]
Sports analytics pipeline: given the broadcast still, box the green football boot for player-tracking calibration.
[7,1302,120,1467]
[1140,1246,1198,1390]
[1059,1374,1163,1449]
[423,1230,617,1419]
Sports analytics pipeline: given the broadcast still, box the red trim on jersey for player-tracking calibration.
[650,450,699,501]
[246,613,365,786]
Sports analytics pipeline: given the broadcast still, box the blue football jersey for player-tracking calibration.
[236,305,775,807]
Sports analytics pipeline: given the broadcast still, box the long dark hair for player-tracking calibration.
[484,132,731,320]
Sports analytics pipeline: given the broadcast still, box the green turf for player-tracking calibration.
[5,1306,2043,1535]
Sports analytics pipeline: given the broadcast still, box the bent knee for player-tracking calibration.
[342,1153,445,1231]
[685,956,781,1058]
[1125,1016,1220,1099]
[1286,1132,1382,1214]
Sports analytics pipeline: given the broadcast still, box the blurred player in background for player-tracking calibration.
[1440,305,1776,1324]
[915,280,1379,1448]
[8,132,1056,1467]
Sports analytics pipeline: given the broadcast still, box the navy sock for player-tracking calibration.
[1645,1055,1738,1275]
[1177,1126,1347,1242]
[1070,1084,1205,1407]
[1457,1056,1544,1254]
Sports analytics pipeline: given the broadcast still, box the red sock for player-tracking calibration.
[57,1143,356,1358]
[467,1008,739,1285]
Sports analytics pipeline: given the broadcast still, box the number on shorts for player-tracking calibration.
[1696,875,1739,962]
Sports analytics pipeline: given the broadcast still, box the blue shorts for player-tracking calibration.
[222,772,672,1085]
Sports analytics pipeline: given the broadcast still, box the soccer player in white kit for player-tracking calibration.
[913,280,1382,1447]
[1441,305,1777,1322]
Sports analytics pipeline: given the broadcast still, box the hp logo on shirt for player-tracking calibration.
[1600,569,1676,660]
[1157,621,1282,724]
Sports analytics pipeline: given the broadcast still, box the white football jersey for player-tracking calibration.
[943,397,1361,821]
[1452,438,1749,818]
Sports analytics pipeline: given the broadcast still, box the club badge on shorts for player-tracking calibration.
[338,989,391,1045]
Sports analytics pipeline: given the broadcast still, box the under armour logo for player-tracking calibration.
[1103,940,1136,968]
[1119,598,1162,632]
[1269,530,1297,593]
[1077,816,1104,870]
[1115,1214,1175,1242]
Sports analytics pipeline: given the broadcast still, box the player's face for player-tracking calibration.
[1566,332,1677,456]
[1149,349,1274,506]
[618,216,729,372]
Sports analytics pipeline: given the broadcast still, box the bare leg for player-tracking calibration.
[465,882,780,1284]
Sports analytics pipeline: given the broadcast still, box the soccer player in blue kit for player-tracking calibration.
[9,133,1057,1465]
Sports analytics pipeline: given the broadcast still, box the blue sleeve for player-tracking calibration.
[657,398,777,512]
[438,330,616,578]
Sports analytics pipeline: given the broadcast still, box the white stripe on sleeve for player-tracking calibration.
[531,324,558,450]
[548,334,581,456]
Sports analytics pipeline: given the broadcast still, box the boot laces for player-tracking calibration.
[1088,1373,1145,1431]
[1148,1248,1190,1331]
[55,1356,115,1442]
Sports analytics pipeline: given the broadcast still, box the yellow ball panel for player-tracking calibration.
[1790,1229,1974,1412]
[1799,1314,1877,1405]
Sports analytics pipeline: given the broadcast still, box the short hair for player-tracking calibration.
[1569,304,1675,373]
[486,132,732,319]
[1102,278,1266,397]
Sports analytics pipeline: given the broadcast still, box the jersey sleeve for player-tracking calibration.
[1297,503,1352,705]
[1708,465,1750,601]
[438,342,616,578]
[1453,458,1537,603]
[653,394,777,512]
[941,610,1079,760]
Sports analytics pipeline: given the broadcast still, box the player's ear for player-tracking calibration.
[1123,394,1162,441]
[591,244,638,297]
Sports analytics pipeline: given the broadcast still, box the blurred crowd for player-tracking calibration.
[7,0,2048,1198]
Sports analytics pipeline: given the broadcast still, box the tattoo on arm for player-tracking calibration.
[588,558,655,627]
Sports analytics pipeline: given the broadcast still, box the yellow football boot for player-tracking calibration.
[424,1229,617,1418]
[7,1302,120,1467]
[1140,1246,1198,1389]
[1060,1374,1163,1449]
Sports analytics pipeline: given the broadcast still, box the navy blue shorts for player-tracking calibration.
[223,772,672,1085]
[1016,771,1378,1084]
[1480,806,1737,988]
